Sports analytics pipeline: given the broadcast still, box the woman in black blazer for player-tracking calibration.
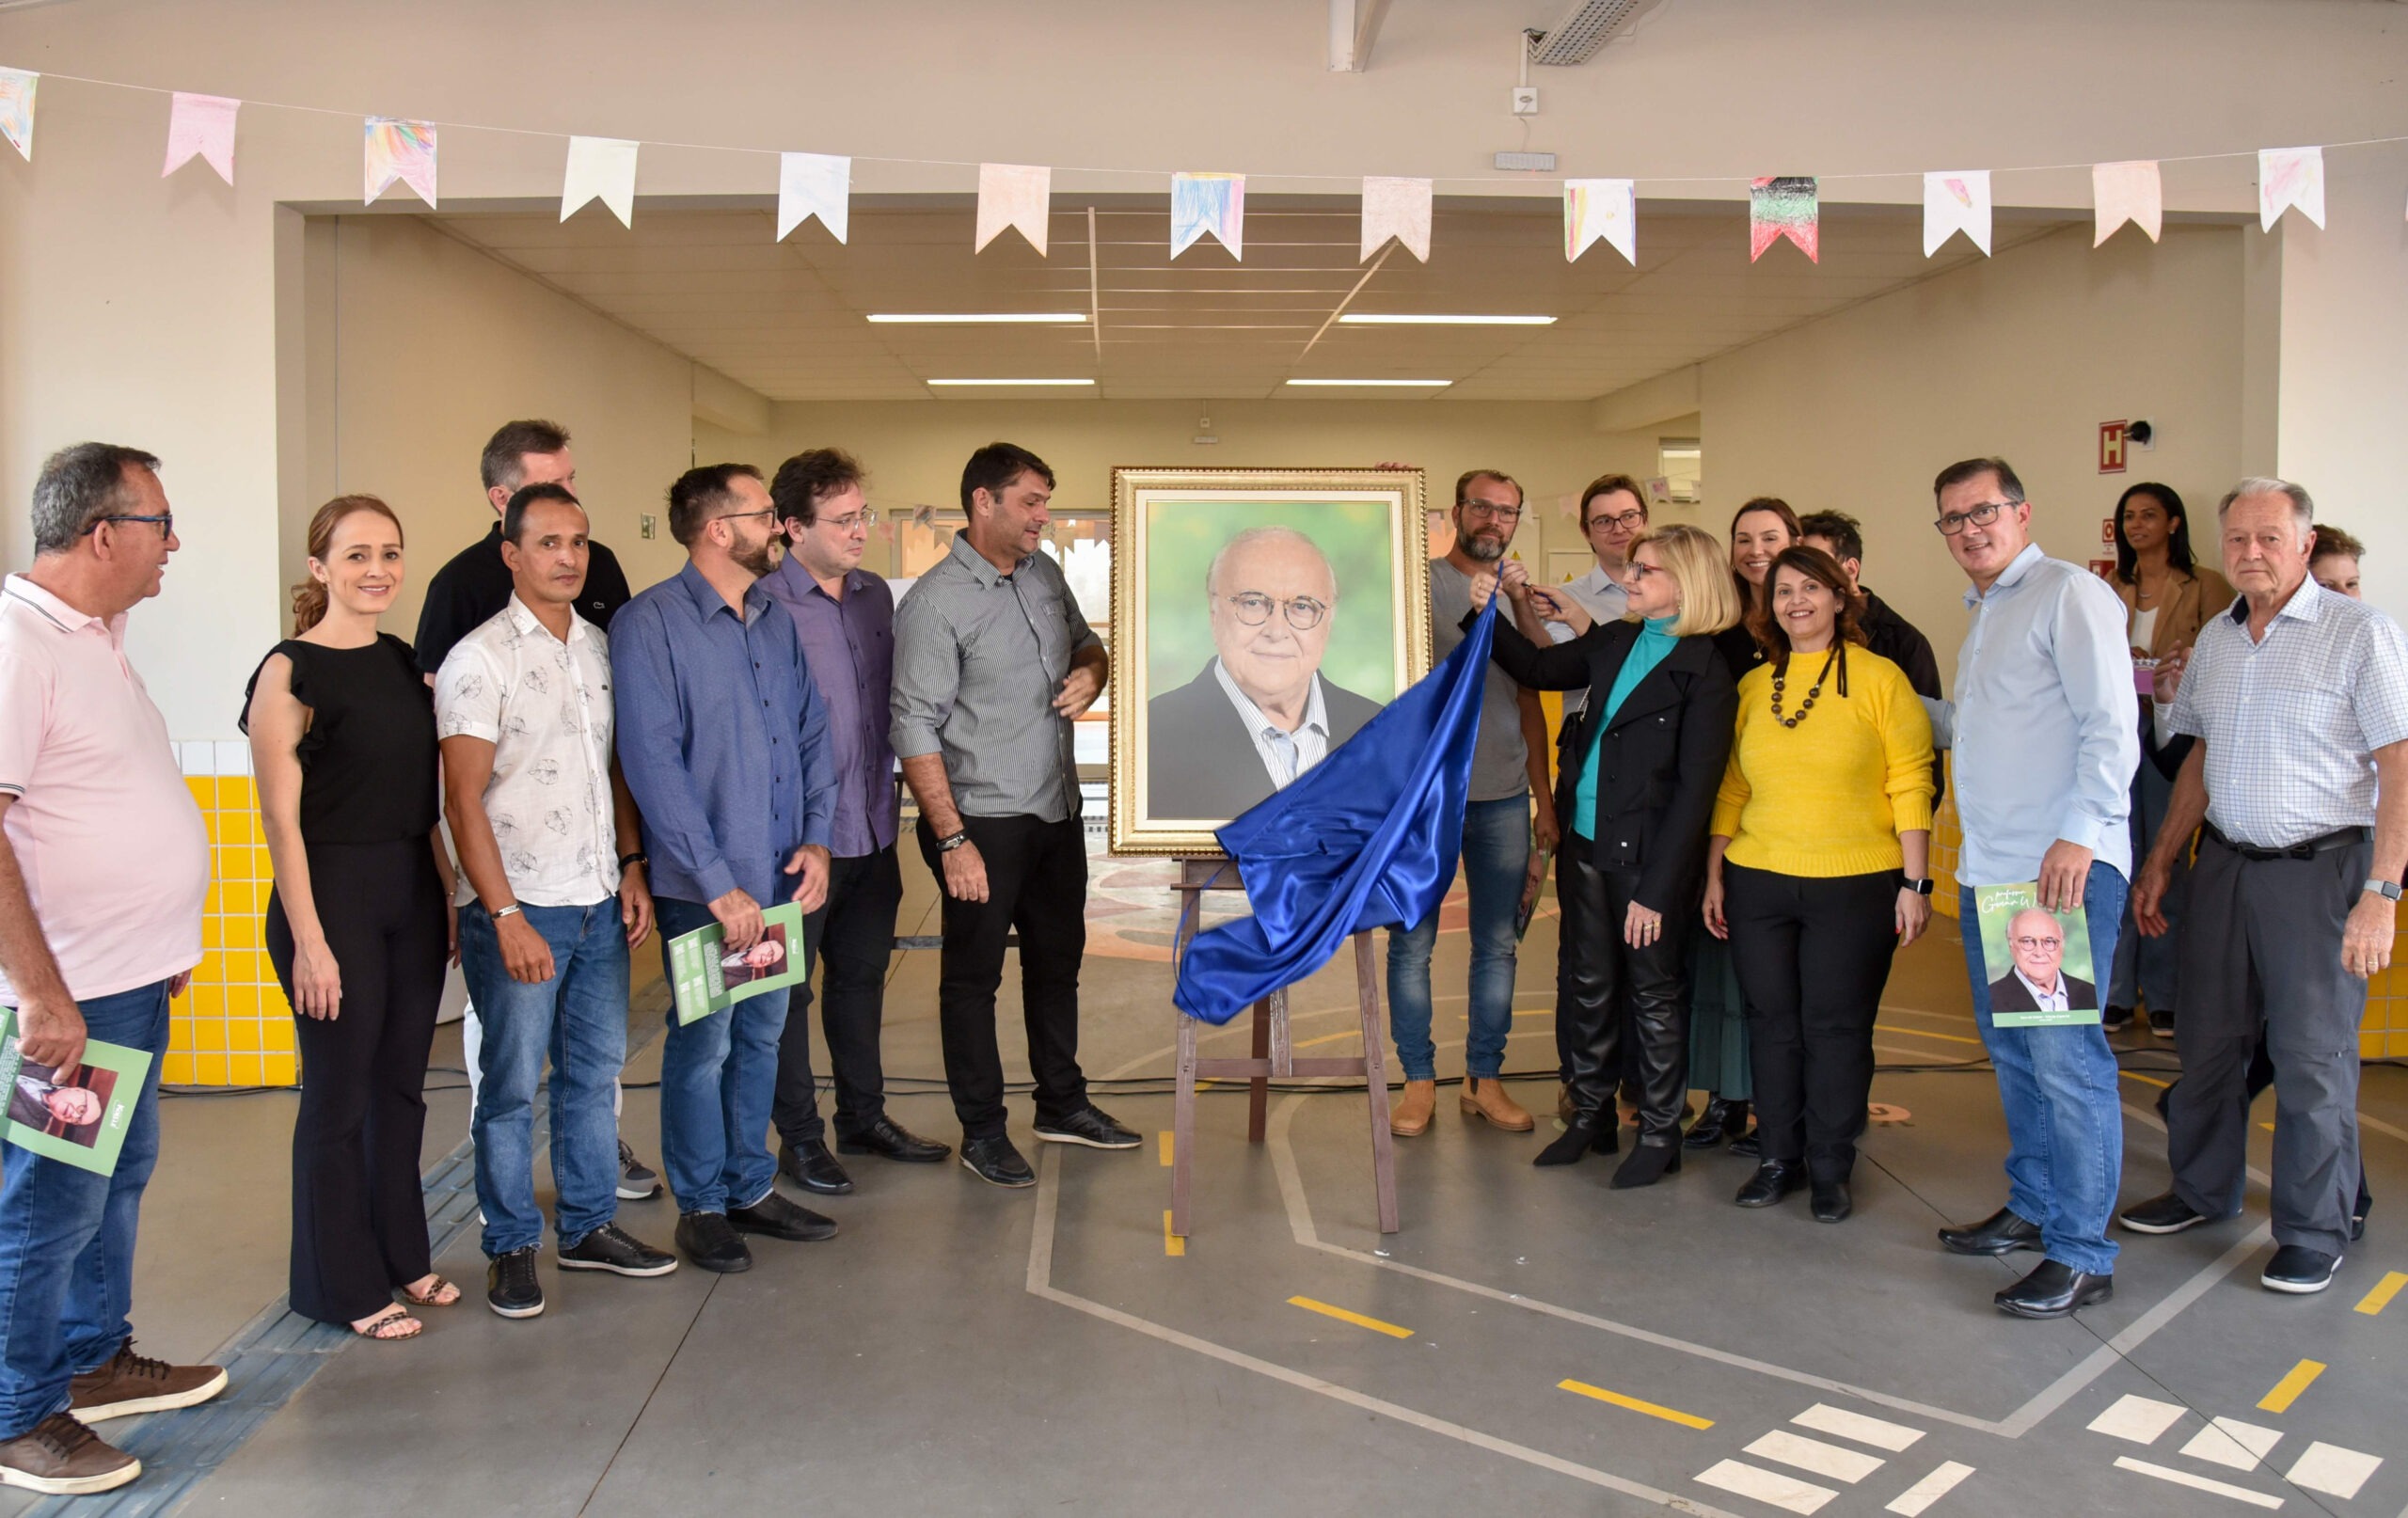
[1469,524,1741,1186]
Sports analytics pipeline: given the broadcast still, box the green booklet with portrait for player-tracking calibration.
[1972,883,2102,1028]
[0,1008,150,1175]
[665,902,810,1026]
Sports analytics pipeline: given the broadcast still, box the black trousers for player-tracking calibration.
[772,845,905,1147]
[1556,837,1690,1143]
[915,814,1089,1141]
[266,840,448,1325]
[1722,863,1899,1182]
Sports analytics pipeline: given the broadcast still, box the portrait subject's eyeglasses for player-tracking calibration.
[2011,935,2063,951]
[1935,502,2012,536]
[1226,593,1329,631]
[82,513,174,538]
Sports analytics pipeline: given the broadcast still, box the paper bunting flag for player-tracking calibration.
[1170,172,1245,259]
[1922,169,1991,257]
[562,135,639,227]
[364,118,437,207]
[163,92,238,183]
[1361,176,1432,261]
[0,68,35,161]
[1563,178,1637,263]
[2092,160,2161,246]
[2258,146,2326,231]
[975,163,1051,255]
[1749,177,1818,262]
[777,151,849,243]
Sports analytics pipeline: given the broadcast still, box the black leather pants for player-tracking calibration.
[1556,838,1692,1143]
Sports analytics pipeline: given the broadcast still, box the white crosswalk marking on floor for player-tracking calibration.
[2180,1417,2283,1471]
[1696,1459,1840,1515]
[2087,1393,2187,1444]
[1885,1461,1976,1517]
[2284,1442,2383,1500]
[2113,1457,2283,1509]
[1746,1429,1886,1484]
[1792,1402,1926,1452]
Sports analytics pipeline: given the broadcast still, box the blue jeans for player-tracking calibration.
[2110,757,2186,1013]
[0,980,170,1439]
[655,895,786,1215]
[462,900,629,1257]
[1386,794,1529,1082]
[1961,863,2128,1275]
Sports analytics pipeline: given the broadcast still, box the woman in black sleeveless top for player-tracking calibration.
[243,496,457,1340]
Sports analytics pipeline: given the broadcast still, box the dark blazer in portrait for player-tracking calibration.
[1478,613,1738,912]
[1988,971,2098,1015]
[1147,658,1381,820]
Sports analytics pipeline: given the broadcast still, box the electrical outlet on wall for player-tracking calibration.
[1511,87,1539,115]
[641,514,657,540]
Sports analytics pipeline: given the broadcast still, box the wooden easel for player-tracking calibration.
[1167,857,1400,1238]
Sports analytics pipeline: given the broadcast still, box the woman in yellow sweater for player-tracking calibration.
[1702,546,1935,1224]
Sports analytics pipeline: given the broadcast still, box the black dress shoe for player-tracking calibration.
[1534,1114,1617,1167]
[1729,1131,1763,1160]
[2101,1004,2134,1030]
[961,1135,1037,1188]
[778,1139,856,1195]
[1995,1258,2112,1318]
[674,1211,752,1273]
[2118,1191,2211,1234]
[2261,1244,2342,1294]
[728,1190,839,1242]
[1611,1138,1682,1190]
[1810,1178,1852,1223]
[1033,1106,1142,1149]
[1683,1097,1735,1150]
[836,1116,951,1163]
[1735,1161,1802,1209]
[1939,1206,2043,1256]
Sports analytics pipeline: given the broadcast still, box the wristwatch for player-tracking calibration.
[2365,878,2401,902]
[1903,877,1935,896]
[491,904,523,922]
[618,851,648,871]
[937,829,972,854]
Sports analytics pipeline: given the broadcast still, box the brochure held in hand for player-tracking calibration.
[1972,882,2101,1028]
[0,1008,151,1176]
[665,902,811,1026]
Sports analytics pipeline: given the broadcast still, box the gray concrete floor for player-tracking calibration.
[51,844,2408,1516]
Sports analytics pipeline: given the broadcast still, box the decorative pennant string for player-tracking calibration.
[364,117,437,207]
[1170,172,1244,259]
[778,150,850,243]
[975,162,1051,255]
[1360,175,1432,261]
[1922,169,1991,257]
[1750,176,1819,262]
[1563,178,1637,264]
[164,92,238,183]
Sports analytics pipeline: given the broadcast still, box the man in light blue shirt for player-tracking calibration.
[1919,457,2137,1321]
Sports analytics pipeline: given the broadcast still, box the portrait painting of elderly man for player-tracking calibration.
[1110,468,1431,854]
[1973,891,2102,1023]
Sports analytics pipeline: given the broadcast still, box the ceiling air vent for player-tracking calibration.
[1527,0,1671,65]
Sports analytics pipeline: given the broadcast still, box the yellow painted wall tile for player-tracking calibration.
[228,1054,263,1087]
[261,985,293,1020]
[261,1017,296,1052]
[183,777,214,808]
[199,916,222,949]
[262,1052,297,1085]
[161,1052,196,1084]
[224,882,257,916]
[202,885,222,916]
[196,951,224,985]
[222,778,256,809]
[224,915,261,951]
[251,846,277,881]
[192,986,224,1019]
[194,1054,227,1084]
[229,986,260,1019]
[229,1020,261,1052]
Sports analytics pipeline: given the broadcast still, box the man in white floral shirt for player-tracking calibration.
[435,482,674,1320]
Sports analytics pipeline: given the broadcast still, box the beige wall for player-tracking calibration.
[1696,222,2248,672]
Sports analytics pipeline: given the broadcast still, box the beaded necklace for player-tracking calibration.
[1769,646,1841,728]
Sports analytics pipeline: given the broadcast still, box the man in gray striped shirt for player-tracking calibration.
[891,442,1137,1189]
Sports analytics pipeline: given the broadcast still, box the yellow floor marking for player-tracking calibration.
[1875,1023,1986,1046]
[2259,1121,2276,1132]
[1158,1131,1174,1166]
[1162,1210,1184,1257]
[2258,1358,2325,1413]
[1557,1379,1715,1430]
[1294,1030,1361,1050]
[2353,1271,2407,1316]
[1287,1295,1412,1338]
[2118,1069,2171,1089]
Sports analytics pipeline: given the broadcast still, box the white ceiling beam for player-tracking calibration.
[1327,0,1393,71]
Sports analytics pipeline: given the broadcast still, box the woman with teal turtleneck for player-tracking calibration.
[1469,524,1740,1187]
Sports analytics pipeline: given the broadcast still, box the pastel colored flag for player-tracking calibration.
[1749,176,1818,262]
[777,151,849,243]
[1922,169,1991,256]
[163,92,238,183]
[1171,172,1245,259]
[1360,175,1432,261]
[364,117,437,207]
[975,162,1051,255]
[562,135,639,227]
[2258,146,2326,231]
[2092,160,2161,246]
[0,68,35,161]
[1563,178,1636,263]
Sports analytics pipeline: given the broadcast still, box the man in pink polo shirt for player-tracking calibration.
[0,444,227,1495]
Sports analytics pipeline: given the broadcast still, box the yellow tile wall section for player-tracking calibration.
[166,775,297,1087]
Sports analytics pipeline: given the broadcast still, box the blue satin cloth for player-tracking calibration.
[1172,602,1497,1025]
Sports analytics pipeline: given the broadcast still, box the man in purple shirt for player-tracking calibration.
[760,450,951,1195]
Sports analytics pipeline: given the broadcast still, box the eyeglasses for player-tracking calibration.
[1459,500,1523,525]
[1628,561,1669,581]
[1225,593,1329,630]
[818,508,879,530]
[713,508,781,528]
[1935,502,2013,536]
[2011,936,2063,951]
[81,513,173,538]
[1587,509,1646,533]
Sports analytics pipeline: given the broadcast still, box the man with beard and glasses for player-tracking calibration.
[1384,469,1558,1140]
[611,465,840,1274]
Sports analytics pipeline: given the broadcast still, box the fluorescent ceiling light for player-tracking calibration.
[925,377,1096,387]
[869,312,1088,324]
[1285,378,1452,387]
[1338,313,1556,326]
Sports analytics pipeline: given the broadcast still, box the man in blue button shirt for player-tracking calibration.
[1921,457,2138,1320]
[612,463,842,1274]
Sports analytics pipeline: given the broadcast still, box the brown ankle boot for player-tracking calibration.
[1460,1077,1535,1131]
[1390,1079,1437,1136]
